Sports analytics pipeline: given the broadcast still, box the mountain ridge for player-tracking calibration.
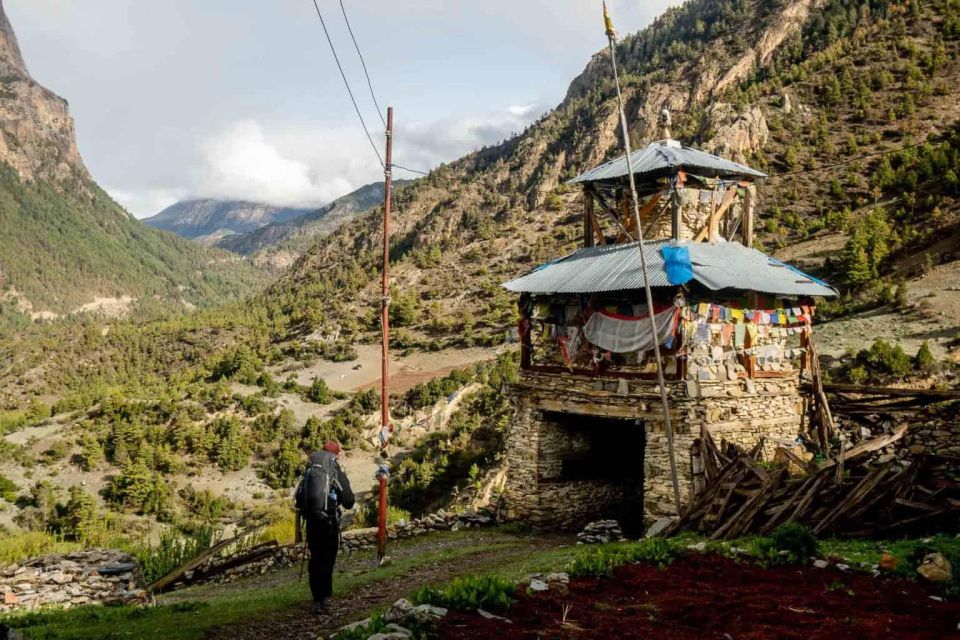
[143,199,311,244]
[216,180,407,268]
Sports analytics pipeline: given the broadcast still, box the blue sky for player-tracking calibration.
[7,0,675,217]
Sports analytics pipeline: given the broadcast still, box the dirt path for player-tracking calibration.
[276,345,502,395]
[202,531,572,640]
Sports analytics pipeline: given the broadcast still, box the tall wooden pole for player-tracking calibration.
[604,3,682,515]
[377,107,394,563]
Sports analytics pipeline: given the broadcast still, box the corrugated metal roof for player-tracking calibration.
[569,140,767,184]
[502,240,838,298]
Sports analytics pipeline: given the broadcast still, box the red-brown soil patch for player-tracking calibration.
[438,555,960,639]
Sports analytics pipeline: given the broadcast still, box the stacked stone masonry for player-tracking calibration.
[504,370,803,530]
[0,549,144,613]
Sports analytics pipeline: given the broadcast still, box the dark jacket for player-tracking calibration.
[295,451,355,518]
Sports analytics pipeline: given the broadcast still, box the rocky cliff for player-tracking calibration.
[0,0,87,184]
[0,1,264,316]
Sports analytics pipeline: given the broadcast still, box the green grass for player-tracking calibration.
[2,532,526,640]
[9,530,958,639]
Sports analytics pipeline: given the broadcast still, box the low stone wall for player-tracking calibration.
[504,371,804,529]
[340,510,494,554]
[186,509,496,587]
[0,549,144,613]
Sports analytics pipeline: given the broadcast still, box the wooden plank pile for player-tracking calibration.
[671,425,959,539]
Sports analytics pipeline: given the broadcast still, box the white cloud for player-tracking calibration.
[395,102,549,174]
[157,102,549,211]
[196,121,349,209]
[108,187,185,219]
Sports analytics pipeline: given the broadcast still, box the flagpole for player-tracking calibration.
[602,2,682,515]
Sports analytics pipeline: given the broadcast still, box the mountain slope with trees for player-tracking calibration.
[269,0,960,355]
[0,1,264,319]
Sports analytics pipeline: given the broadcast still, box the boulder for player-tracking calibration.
[384,598,414,623]
[528,579,549,592]
[477,609,512,623]
[406,604,448,626]
[917,553,952,583]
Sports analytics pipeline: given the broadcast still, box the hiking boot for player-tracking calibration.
[312,599,328,615]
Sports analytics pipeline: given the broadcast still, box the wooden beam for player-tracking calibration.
[670,187,682,240]
[583,186,595,248]
[818,424,909,471]
[146,524,262,593]
[742,184,755,248]
[807,382,960,400]
[694,187,738,243]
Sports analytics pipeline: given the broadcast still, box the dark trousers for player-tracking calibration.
[305,516,340,601]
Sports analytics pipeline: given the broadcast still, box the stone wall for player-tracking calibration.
[904,414,960,485]
[504,370,803,529]
[0,550,143,613]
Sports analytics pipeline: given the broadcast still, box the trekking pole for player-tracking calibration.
[298,515,308,583]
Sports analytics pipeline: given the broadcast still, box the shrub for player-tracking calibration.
[136,526,218,584]
[0,474,18,502]
[860,339,912,378]
[317,341,358,363]
[179,486,233,524]
[914,341,936,371]
[210,417,251,472]
[210,346,263,384]
[568,538,683,577]
[305,377,332,405]
[756,524,820,566]
[413,574,516,611]
[260,441,304,490]
[351,501,411,530]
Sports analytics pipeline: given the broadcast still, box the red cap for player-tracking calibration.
[323,441,342,455]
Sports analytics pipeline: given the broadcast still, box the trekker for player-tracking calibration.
[295,441,355,614]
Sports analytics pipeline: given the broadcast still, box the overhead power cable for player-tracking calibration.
[310,0,384,168]
[393,163,429,176]
[339,0,386,129]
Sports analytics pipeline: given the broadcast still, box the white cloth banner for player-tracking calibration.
[583,306,679,354]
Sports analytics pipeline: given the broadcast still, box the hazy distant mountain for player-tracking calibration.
[143,199,311,244]
[0,0,263,317]
[215,181,406,266]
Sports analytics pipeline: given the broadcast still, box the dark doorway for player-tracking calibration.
[540,411,646,534]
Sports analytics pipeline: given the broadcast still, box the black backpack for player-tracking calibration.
[296,453,341,520]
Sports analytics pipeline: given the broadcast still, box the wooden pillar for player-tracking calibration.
[583,186,595,248]
[671,182,682,241]
[742,184,755,248]
[519,297,532,371]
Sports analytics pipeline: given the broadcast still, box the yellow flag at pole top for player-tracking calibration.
[603,2,616,38]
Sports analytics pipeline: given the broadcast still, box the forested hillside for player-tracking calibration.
[264,0,960,358]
